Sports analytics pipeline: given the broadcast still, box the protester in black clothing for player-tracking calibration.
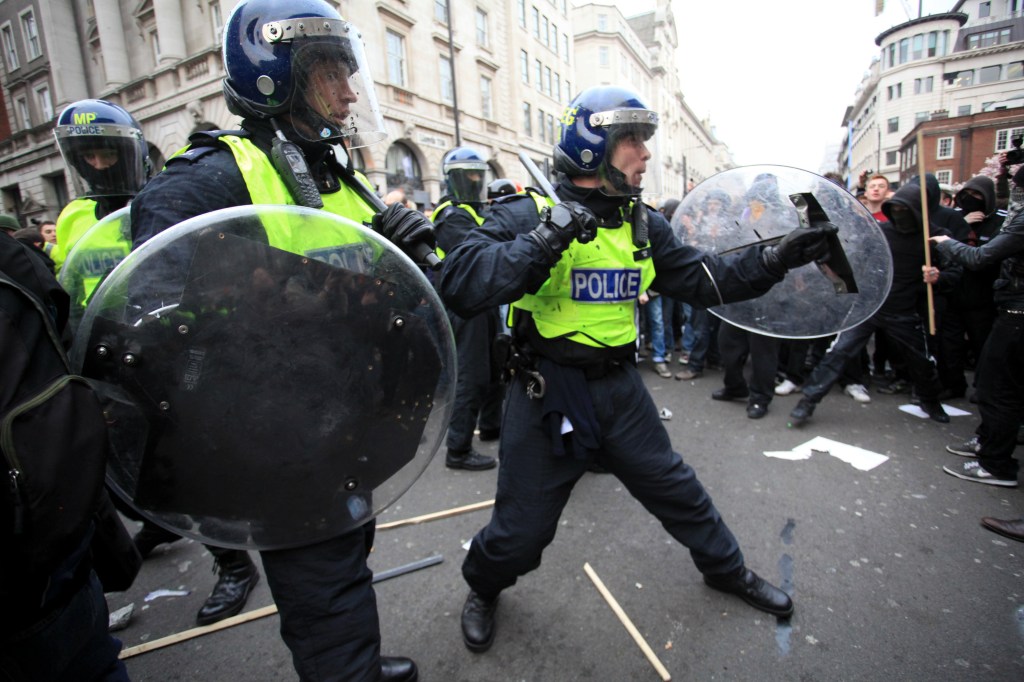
[932,164,1024,488]
[789,178,959,427]
[938,175,1003,399]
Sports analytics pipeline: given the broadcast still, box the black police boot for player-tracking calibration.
[920,400,950,424]
[133,522,182,559]
[196,551,259,626]
[379,656,418,681]
[788,398,817,428]
[461,590,499,652]
[704,566,794,618]
[446,449,497,471]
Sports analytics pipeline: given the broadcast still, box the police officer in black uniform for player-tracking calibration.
[129,1,433,679]
[432,147,499,471]
[440,85,836,654]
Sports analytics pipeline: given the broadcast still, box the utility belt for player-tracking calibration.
[495,311,636,398]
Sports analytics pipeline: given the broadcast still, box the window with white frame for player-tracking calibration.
[20,10,40,60]
[562,33,569,62]
[936,137,954,159]
[34,84,52,122]
[209,1,224,41]
[517,0,526,28]
[523,102,532,135]
[386,30,406,87]
[520,50,529,83]
[598,46,609,67]
[886,150,898,165]
[480,75,492,118]
[15,95,29,130]
[534,59,541,91]
[476,8,488,47]
[439,55,453,104]
[435,0,448,24]
[1,23,18,70]
[936,169,952,185]
[531,7,540,39]
[996,127,1024,151]
[542,16,549,47]
[597,14,607,31]
[887,117,899,133]
[538,109,546,142]
[544,66,551,97]
[149,29,161,64]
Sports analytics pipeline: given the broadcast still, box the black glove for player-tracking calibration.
[527,201,598,261]
[761,222,837,277]
[372,203,438,268]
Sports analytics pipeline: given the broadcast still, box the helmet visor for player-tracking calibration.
[446,161,488,204]
[282,20,386,147]
[54,123,147,199]
[592,108,661,199]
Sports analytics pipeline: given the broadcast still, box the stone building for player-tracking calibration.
[0,0,732,228]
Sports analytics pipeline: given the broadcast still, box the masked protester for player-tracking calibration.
[931,161,1024,489]
[789,176,960,427]
[440,85,838,655]
[130,0,432,679]
[432,147,500,472]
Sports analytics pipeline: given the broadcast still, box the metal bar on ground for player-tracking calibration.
[119,555,444,660]
[377,499,494,530]
[583,562,672,682]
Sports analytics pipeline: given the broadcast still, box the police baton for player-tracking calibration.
[519,152,561,205]
[338,163,442,271]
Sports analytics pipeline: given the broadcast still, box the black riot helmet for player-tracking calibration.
[487,178,518,201]
[53,99,149,199]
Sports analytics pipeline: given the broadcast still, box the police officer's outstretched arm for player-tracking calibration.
[372,203,437,264]
[759,221,837,277]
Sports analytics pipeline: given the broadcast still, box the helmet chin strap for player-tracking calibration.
[601,163,642,197]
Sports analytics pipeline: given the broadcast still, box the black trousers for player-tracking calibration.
[447,309,504,452]
[802,311,943,404]
[462,364,744,599]
[718,322,780,405]
[973,311,1024,479]
[939,301,995,393]
[260,524,380,682]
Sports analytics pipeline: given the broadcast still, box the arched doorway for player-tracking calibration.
[385,142,422,191]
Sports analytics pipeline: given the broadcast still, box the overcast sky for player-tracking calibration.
[590,0,956,171]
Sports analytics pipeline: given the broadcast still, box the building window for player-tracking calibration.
[542,16,549,47]
[886,43,895,69]
[955,70,974,87]
[913,77,933,94]
[598,46,609,67]
[523,102,532,136]
[520,50,529,83]
[439,55,453,104]
[149,29,161,64]
[386,30,407,87]
[887,83,902,100]
[20,10,40,60]
[1,24,18,71]
[15,95,29,130]
[899,37,909,63]
[385,142,422,189]
[911,34,923,61]
[565,80,572,102]
[518,0,526,28]
[598,14,608,31]
[995,127,1024,151]
[534,59,542,91]
[476,8,489,47]
[979,64,1001,84]
[548,113,555,143]
[967,28,1011,49]
[979,1,991,18]
[544,66,551,97]
[936,169,953,184]
[958,104,972,115]
[538,109,546,142]
[886,150,898,166]
[532,7,540,39]
[34,84,52,122]
[915,112,930,125]
[552,30,558,56]
[887,117,899,133]
[480,75,492,119]
[562,33,569,62]
[554,73,560,102]
[937,137,954,159]
[435,0,448,24]
[1009,62,1024,80]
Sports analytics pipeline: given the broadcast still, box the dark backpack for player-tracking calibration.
[0,232,109,583]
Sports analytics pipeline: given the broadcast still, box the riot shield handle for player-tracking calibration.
[788,193,858,294]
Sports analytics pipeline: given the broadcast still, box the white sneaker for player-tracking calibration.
[775,379,801,396]
[844,383,871,403]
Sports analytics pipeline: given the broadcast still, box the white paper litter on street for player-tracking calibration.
[144,589,191,602]
[764,436,889,471]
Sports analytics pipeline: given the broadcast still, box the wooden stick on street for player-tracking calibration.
[916,129,937,335]
[583,562,672,681]
[377,499,495,530]
[119,604,279,659]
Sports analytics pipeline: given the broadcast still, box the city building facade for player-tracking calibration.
[840,0,1024,189]
[0,0,731,229]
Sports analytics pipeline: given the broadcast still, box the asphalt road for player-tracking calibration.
[114,364,1023,681]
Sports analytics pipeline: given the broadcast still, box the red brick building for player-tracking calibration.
[899,107,1024,187]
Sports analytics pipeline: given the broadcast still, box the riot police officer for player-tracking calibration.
[51,99,148,274]
[433,147,500,471]
[130,0,432,680]
[440,86,835,654]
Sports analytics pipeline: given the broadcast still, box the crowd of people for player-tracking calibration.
[2,0,1020,680]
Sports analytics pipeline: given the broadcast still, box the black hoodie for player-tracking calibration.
[950,175,1004,307]
[880,183,960,315]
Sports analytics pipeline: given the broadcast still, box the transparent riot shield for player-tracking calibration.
[57,206,131,334]
[671,165,893,339]
[73,205,455,550]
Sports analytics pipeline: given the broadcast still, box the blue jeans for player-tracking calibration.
[682,305,714,371]
[646,296,668,362]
